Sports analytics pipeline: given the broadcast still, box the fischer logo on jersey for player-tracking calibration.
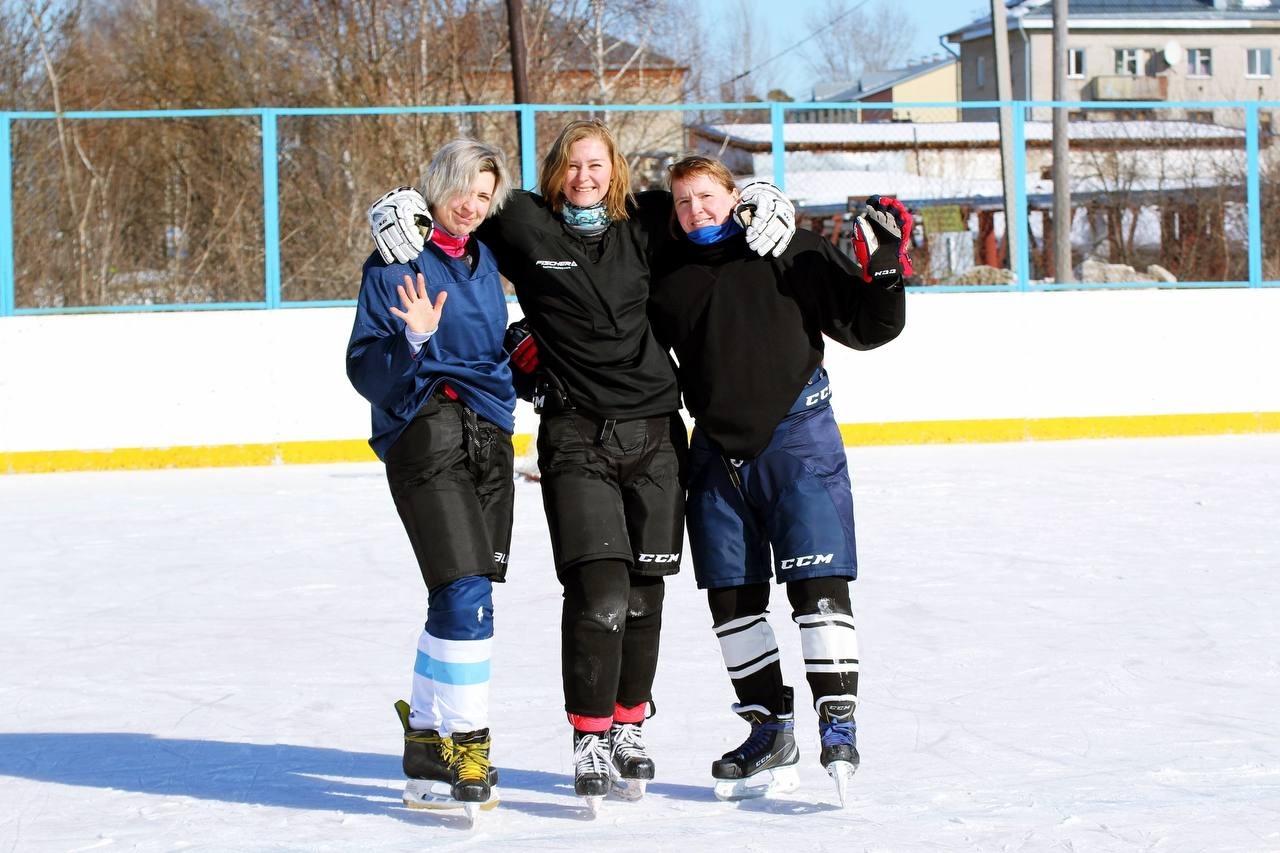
[779,553,834,569]
[637,553,681,563]
[535,259,579,269]
[805,386,832,407]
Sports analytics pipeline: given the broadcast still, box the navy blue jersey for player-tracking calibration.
[347,242,516,460]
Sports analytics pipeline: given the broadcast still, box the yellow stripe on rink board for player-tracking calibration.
[2,434,538,475]
[838,412,1280,446]
[2,415,1275,474]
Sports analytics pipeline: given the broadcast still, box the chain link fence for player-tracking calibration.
[1,99,1276,313]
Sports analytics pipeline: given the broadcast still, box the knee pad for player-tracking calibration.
[426,575,494,641]
[626,575,666,623]
[562,560,631,633]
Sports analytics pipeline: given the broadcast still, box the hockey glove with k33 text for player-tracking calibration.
[853,195,914,284]
[369,186,432,264]
[732,181,797,258]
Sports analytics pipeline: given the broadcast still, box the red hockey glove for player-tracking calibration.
[858,195,914,281]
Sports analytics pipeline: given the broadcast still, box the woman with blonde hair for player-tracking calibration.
[368,121,796,808]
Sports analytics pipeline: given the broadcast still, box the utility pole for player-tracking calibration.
[1052,0,1072,283]
[991,0,1021,275]
[506,0,531,163]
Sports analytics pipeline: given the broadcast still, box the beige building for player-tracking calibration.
[945,0,1280,127]
[799,57,960,123]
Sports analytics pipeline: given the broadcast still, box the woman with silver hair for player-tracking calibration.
[347,138,515,818]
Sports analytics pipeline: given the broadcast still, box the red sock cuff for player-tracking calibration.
[613,702,647,724]
[567,712,612,733]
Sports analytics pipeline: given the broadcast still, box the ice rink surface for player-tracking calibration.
[2,435,1279,852]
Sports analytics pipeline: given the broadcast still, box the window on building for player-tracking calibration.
[1115,48,1141,76]
[1187,48,1212,77]
[1067,48,1086,78]
[1247,48,1272,78]
[976,55,986,88]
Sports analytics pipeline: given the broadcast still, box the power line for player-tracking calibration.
[723,0,874,87]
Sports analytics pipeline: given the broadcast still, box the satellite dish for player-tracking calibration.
[1163,41,1183,66]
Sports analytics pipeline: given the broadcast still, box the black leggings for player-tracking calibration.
[561,559,666,718]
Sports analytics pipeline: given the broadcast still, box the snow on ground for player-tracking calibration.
[2,435,1279,852]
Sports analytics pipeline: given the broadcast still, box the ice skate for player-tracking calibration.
[395,700,497,813]
[572,729,611,816]
[817,696,860,807]
[449,728,500,820]
[608,720,654,801]
[711,687,800,801]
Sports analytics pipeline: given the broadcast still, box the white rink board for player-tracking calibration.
[1,288,1278,453]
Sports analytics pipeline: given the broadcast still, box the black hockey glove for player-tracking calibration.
[503,319,539,402]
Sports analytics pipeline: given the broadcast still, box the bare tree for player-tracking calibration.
[804,0,917,86]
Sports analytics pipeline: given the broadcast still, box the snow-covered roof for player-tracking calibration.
[690,120,1245,149]
[947,0,1280,43]
[775,165,1240,211]
[812,57,957,104]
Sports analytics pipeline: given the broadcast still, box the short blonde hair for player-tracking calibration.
[667,154,737,194]
[540,119,632,221]
[420,138,512,219]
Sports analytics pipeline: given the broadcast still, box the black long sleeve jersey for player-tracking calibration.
[647,228,907,459]
[477,190,681,419]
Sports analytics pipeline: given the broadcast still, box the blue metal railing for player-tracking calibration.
[0,99,1276,316]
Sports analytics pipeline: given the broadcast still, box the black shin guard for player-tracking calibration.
[787,576,859,712]
[616,574,665,710]
[707,583,786,714]
[560,559,631,717]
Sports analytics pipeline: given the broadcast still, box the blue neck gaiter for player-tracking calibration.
[687,218,744,245]
[561,201,611,237]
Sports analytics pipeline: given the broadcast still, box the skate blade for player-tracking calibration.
[609,776,647,801]
[580,794,605,818]
[713,765,800,801]
[827,760,858,807]
[403,779,500,812]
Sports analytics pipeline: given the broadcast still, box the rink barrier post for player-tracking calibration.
[519,105,538,191]
[0,114,12,318]
[1012,105,1030,291]
[1246,103,1263,289]
[261,109,281,309]
[771,102,786,192]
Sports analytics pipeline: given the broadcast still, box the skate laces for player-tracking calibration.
[451,734,490,784]
[609,722,648,763]
[820,720,857,749]
[574,732,611,778]
[732,719,789,759]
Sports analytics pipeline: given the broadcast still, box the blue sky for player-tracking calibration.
[701,0,989,98]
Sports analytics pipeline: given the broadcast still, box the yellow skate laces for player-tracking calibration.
[451,732,492,784]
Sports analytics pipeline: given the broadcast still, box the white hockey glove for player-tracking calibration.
[732,181,796,258]
[369,186,432,264]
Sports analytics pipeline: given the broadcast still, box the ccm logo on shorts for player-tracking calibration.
[637,553,681,563]
[778,553,834,569]
[805,386,832,407]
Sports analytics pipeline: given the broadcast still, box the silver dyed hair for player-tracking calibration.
[419,138,512,220]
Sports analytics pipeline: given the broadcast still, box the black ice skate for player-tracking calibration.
[572,729,612,815]
[817,696,860,807]
[449,728,500,821]
[711,686,800,801]
[608,720,654,801]
[395,699,498,814]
